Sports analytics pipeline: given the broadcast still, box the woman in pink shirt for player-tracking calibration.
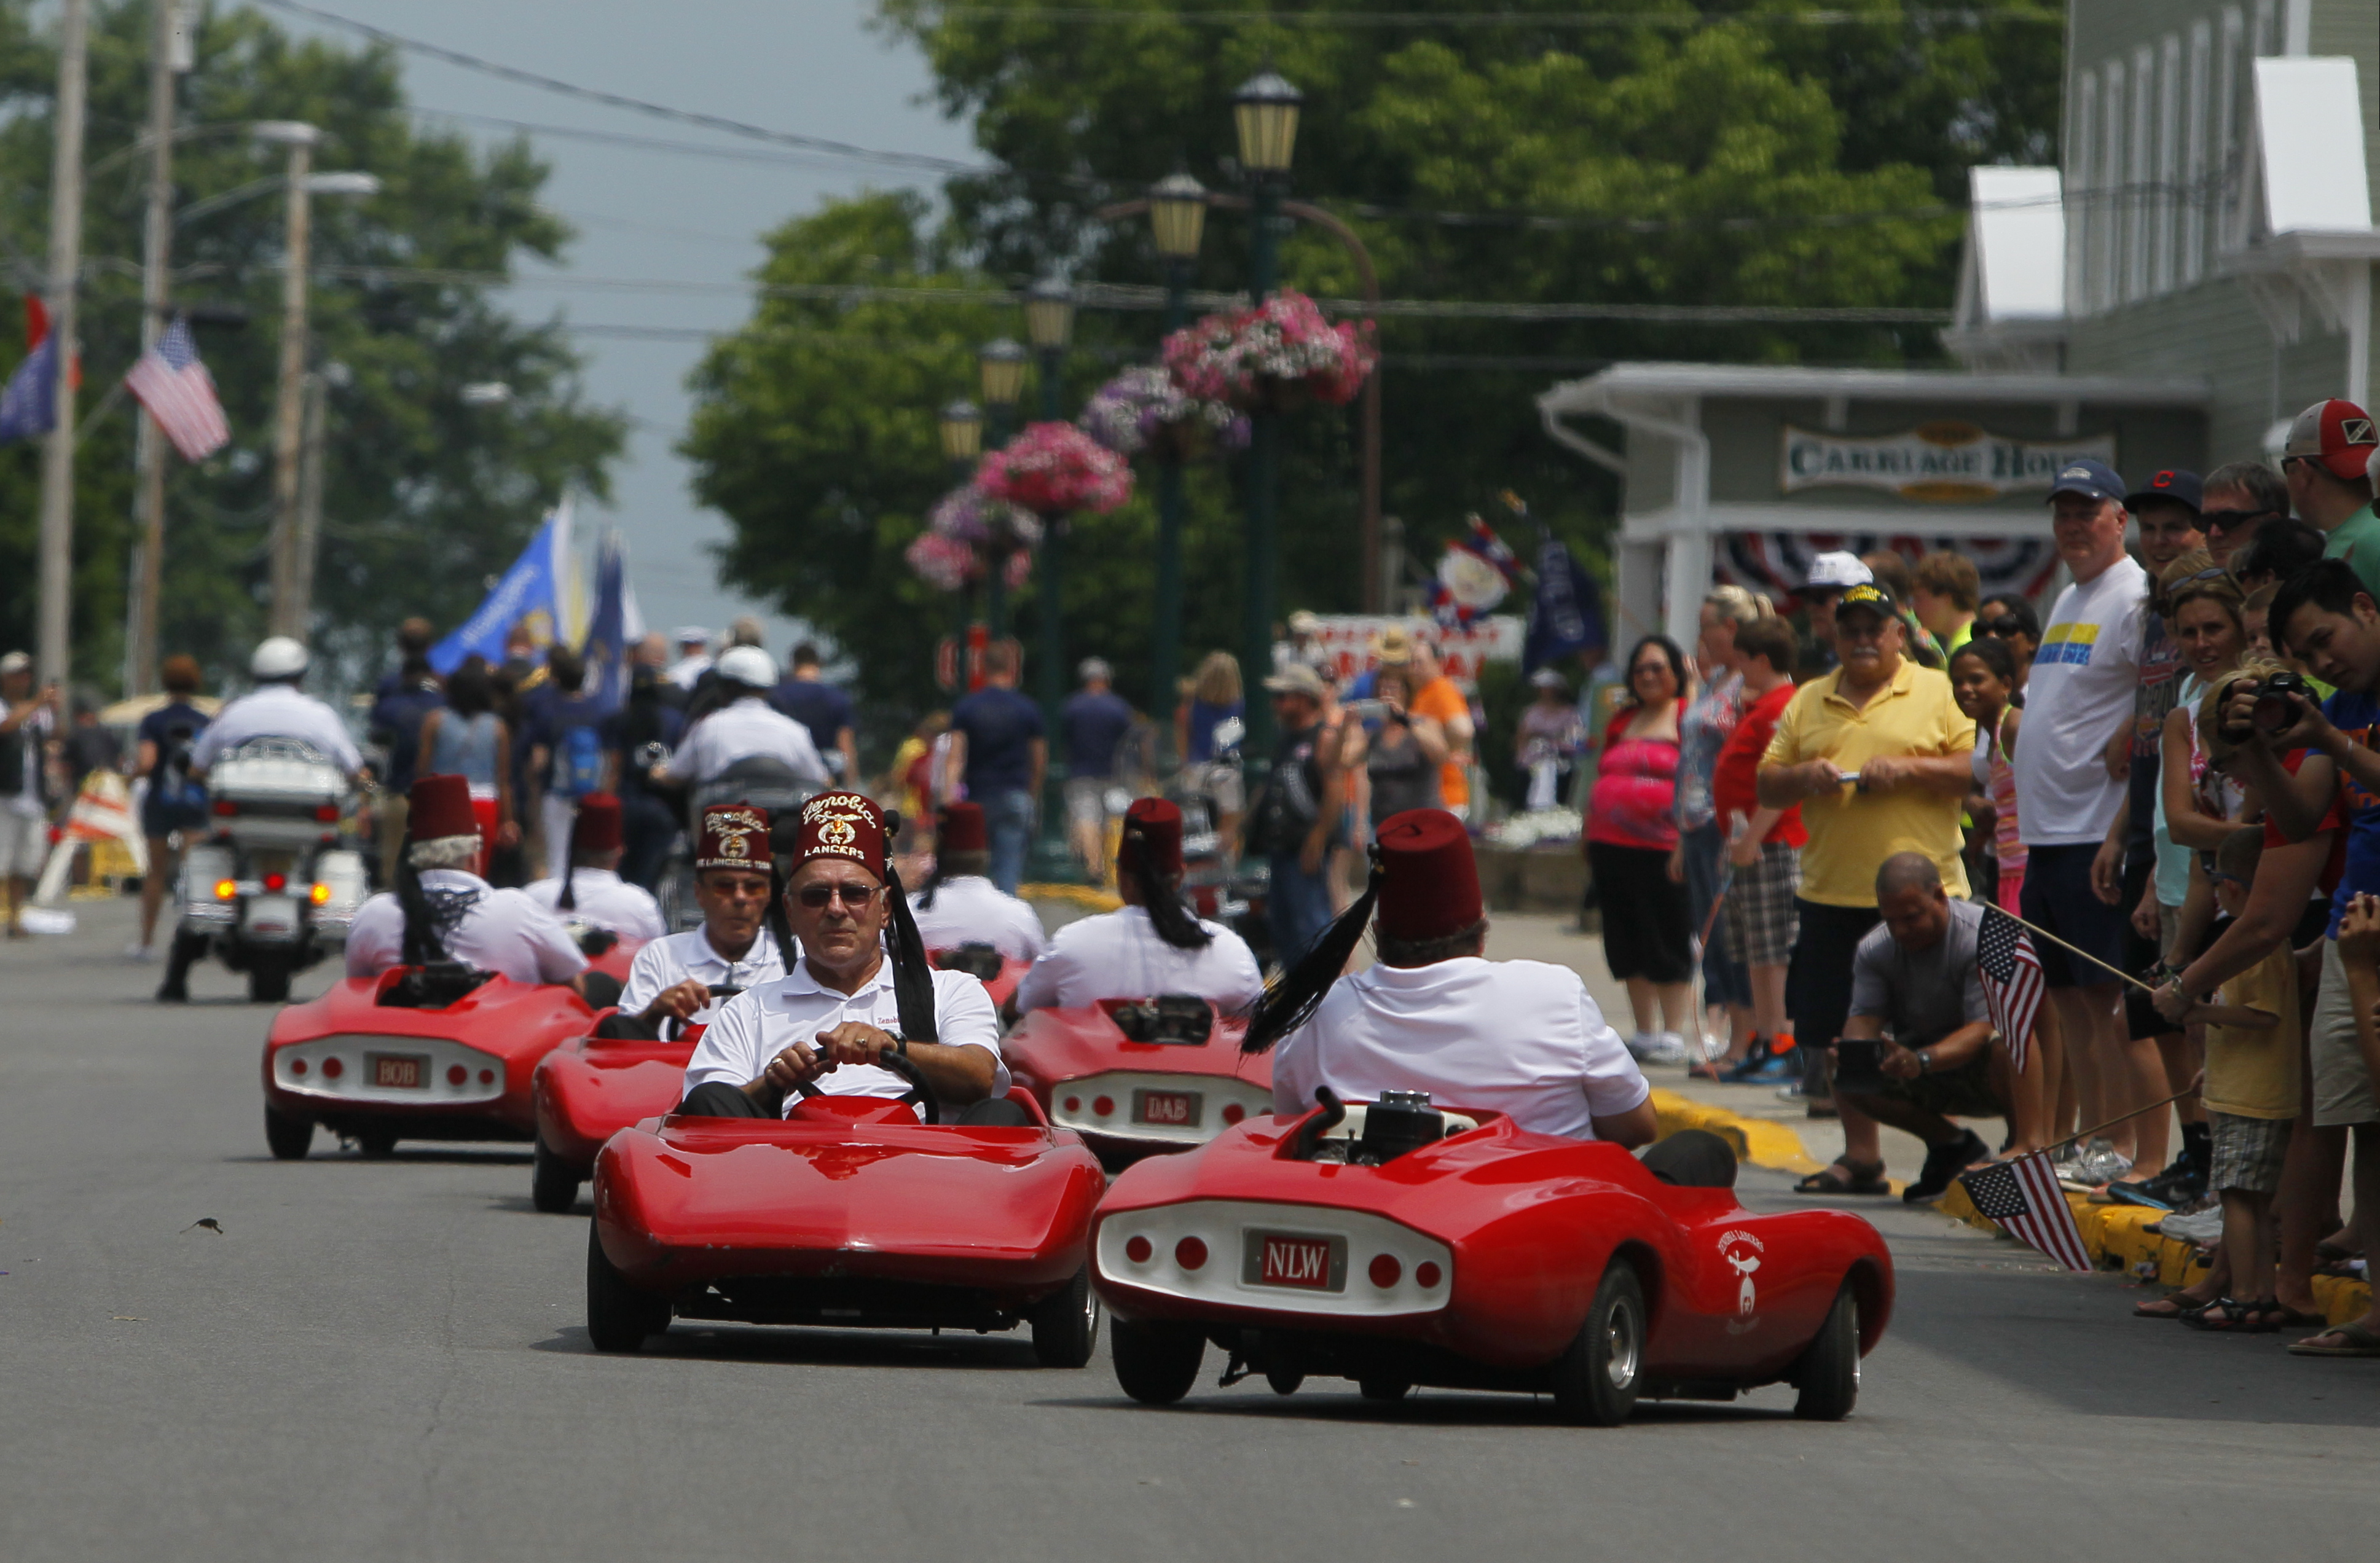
[1585,635,1694,1065]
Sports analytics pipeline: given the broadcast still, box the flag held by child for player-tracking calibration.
[1977,904,2044,1074]
[1957,1153,2094,1272]
[124,316,229,461]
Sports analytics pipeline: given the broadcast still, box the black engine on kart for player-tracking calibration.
[377,962,494,1010]
[1111,994,1214,1046]
[1291,1087,1446,1165]
[933,942,1006,982]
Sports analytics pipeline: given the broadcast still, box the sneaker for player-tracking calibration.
[2073,1141,2134,1188]
[1903,1128,1991,1204]
[1624,1032,1662,1062]
[1636,1032,1689,1067]
[2154,1207,2225,1247]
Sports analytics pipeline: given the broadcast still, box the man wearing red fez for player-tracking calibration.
[344,774,593,989]
[680,791,1026,1122]
[523,793,665,940]
[1014,797,1263,1014]
[614,804,790,1037]
[907,801,1048,963]
[1244,807,1655,1145]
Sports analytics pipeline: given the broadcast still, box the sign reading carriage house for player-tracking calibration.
[1781,423,2117,503]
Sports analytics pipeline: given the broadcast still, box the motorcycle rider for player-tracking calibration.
[650,645,828,802]
[523,793,665,941]
[187,637,363,781]
[906,801,1047,963]
[609,803,790,1037]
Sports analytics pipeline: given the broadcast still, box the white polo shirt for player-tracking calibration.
[1013,904,1265,1013]
[524,868,667,940]
[659,696,828,788]
[684,957,1008,1114]
[190,684,362,774]
[1268,957,1649,1140]
[618,925,789,1025]
[344,869,589,985]
[908,875,1048,963]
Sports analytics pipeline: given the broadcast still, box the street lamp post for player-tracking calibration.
[1022,280,1077,882]
[1145,173,1206,754]
[977,339,1027,636]
[937,398,984,673]
[1231,69,1302,771]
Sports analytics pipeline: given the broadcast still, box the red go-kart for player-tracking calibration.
[261,963,603,1160]
[1090,1092,1894,1424]
[586,1054,1108,1365]
[1003,996,1272,1167]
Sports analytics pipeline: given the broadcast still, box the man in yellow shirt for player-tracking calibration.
[1758,582,1975,1168]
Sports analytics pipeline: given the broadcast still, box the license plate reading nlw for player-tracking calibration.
[369,1053,425,1089]
[1246,1231,1344,1293]
[1133,1089,1200,1127]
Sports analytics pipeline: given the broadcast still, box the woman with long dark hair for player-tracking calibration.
[1584,634,1695,1067]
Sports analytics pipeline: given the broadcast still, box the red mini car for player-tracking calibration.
[586,1057,1107,1365]
[929,942,1029,1010]
[261,965,602,1160]
[531,1024,694,1213]
[1090,1093,1893,1424]
[1003,997,1273,1166]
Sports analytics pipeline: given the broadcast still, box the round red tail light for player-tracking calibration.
[321,1057,343,1079]
[1061,1095,1081,1113]
[1124,1235,1153,1264]
[262,873,286,893]
[1092,1095,1115,1117]
[1415,1261,1443,1289]
[446,1065,468,1086]
[1369,1254,1402,1289]
[290,1057,308,1076]
[1220,1103,1246,1126]
[1175,1237,1208,1271]
[478,1068,495,1084]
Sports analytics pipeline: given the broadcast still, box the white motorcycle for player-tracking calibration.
[168,738,369,1002]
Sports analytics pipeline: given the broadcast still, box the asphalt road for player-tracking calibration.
[3,899,2372,1562]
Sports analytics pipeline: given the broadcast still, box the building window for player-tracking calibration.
[2128,45,2155,304]
[2184,21,2211,285]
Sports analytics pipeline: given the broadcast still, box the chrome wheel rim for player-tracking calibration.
[1605,1300,1640,1391]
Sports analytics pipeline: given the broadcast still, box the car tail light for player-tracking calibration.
[310,883,331,904]
[263,873,287,893]
[1369,1254,1402,1289]
[1092,1095,1115,1117]
[291,1057,308,1076]
[1061,1095,1080,1113]
[1220,1103,1245,1126]
[478,1068,495,1084]
[1415,1262,1443,1290]
[447,1065,468,1086]
[313,804,340,822]
[1175,1237,1207,1271]
[212,799,238,817]
[321,1057,344,1079]
[1124,1235,1152,1264]
[213,879,237,899]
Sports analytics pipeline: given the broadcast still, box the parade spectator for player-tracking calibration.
[616,641,684,891]
[1975,594,2043,694]
[418,660,518,876]
[1395,630,1477,821]
[944,638,1045,895]
[1250,662,1348,962]
[886,711,948,829]
[527,646,618,878]
[1176,651,1246,853]
[1514,668,1584,810]
[369,638,443,885]
[63,695,120,783]
[2199,460,2290,569]
[1759,583,1974,1156]
[665,626,713,691]
[0,652,59,939]
[1912,552,1981,658]
[131,656,210,962]
[2233,517,2328,597]
[2016,460,2162,1190]
[1861,550,1946,669]
[771,642,859,784]
[1673,585,1768,1065]
[1709,616,1802,1083]
[373,617,434,701]
[1953,635,2025,914]
[1796,550,1871,679]
[1274,609,1330,675]
[2287,399,2380,596]
[1587,634,1694,1067]
[1362,663,1447,825]
[1061,657,1136,880]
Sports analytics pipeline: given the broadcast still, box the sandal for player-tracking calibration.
[2287,1320,2380,1357]
[2180,1296,2277,1333]
[2259,1301,2328,1330]
[2133,1294,2214,1320]
[1793,1160,1890,1196]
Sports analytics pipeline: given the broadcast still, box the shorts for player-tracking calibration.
[1586,840,1692,985]
[2309,938,2379,1127]
[1184,761,1243,815]
[1063,775,1112,828]
[1851,1049,2006,1121]
[1786,898,1882,1052]
[1722,840,1801,967]
[140,795,208,841]
[2207,1110,2292,1194]
[2019,842,2131,990]
[0,809,47,878]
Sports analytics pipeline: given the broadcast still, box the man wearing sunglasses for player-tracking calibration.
[2290,399,2380,600]
[2199,460,2291,570]
[609,804,788,1039]
[678,791,1023,1123]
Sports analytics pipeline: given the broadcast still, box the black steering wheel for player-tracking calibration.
[789,1040,938,1124]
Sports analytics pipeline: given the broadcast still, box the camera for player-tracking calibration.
[2252,670,2311,734]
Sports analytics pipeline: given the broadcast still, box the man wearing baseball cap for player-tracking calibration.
[611,803,788,1038]
[908,801,1048,964]
[522,793,666,941]
[2288,399,2380,598]
[1797,550,1873,679]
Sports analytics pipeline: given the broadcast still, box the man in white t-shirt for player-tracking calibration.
[2011,458,2165,1186]
[1250,808,1655,1145]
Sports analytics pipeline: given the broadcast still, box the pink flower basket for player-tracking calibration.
[976,421,1134,517]
[1161,289,1378,414]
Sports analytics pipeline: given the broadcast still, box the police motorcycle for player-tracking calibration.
[171,737,369,1001]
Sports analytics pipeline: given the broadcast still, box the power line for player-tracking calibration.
[927,5,2060,26]
[407,107,916,178]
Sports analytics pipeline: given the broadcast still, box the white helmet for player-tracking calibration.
[715,644,776,689]
[251,636,310,681]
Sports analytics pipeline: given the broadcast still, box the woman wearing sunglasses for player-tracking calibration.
[1974,595,2042,695]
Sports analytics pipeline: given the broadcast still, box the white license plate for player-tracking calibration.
[1133,1089,1201,1127]
[243,893,299,938]
[1243,1231,1345,1293]
[368,1053,425,1090]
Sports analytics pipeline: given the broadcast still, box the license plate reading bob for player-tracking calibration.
[1243,1231,1346,1293]
[1133,1088,1201,1127]
[369,1052,425,1089]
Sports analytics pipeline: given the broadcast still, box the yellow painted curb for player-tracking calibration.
[1649,1089,1823,1176]
[1021,883,1123,912]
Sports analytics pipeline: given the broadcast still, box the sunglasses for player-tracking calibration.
[2201,507,2276,533]
[794,882,881,910]
[1977,616,2030,637]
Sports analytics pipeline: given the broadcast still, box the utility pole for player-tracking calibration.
[289,370,326,632]
[261,120,320,640]
[128,0,189,695]
[34,0,89,689]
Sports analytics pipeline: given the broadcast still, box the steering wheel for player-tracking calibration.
[661,985,743,1044]
[788,1039,939,1124]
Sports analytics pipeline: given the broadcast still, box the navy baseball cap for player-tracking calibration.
[2048,458,2126,506]
[2126,468,2203,515]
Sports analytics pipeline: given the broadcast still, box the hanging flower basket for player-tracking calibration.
[1078,365,1251,461]
[976,421,1134,517]
[905,531,979,593]
[904,484,1044,593]
[1161,289,1377,415]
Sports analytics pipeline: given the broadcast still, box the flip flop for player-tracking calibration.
[2287,1320,2380,1357]
[2133,1295,2212,1320]
[1793,1161,1891,1196]
[2261,1302,2329,1330]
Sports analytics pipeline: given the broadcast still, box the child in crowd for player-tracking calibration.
[1952,637,2025,914]
[1703,616,1803,1083]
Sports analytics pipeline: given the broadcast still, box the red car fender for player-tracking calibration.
[533,1030,697,1170]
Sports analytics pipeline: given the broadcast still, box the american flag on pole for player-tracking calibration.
[123,316,229,461]
[1957,1153,2094,1272]
[1976,904,2044,1073]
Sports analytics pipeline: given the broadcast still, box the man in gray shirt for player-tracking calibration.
[1832,852,2016,1204]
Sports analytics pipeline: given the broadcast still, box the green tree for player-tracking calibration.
[0,0,625,691]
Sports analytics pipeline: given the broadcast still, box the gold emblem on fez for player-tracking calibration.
[719,831,750,858]
[819,816,858,849]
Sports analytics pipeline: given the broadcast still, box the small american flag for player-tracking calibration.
[123,316,229,461]
[1977,904,2044,1074]
[1958,1153,2094,1272]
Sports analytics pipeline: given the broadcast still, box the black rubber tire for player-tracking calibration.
[264,1106,313,1161]
[530,1139,582,1215]
[247,961,293,1004]
[1357,1376,1411,1403]
[355,1126,399,1158]
[585,1222,669,1353]
[1551,1259,1645,1427]
[1028,1265,1101,1368]
[1264,1365,1305,1396]
[1109,1317,1204,1404]
[1792,1285,1862,1422]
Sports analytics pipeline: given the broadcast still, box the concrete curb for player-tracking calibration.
[1021,883,1123,912]
[1649,1089,1823,1177]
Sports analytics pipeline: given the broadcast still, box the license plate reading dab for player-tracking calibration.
[1133,1088,1201,1127]
[368,1052,425,1089]
[1244,1231,1346,1293]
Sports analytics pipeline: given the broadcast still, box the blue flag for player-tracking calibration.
[0,334,57,445]
[1523,535,1606,674]
[430,504,573,675]
[581,530,631,715]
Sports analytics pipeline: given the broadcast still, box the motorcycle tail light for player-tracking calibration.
[211,799,238,817]
[310,883,331,904]
[213,879,237,899]
[313,804,339,822]
[263,873,286,893]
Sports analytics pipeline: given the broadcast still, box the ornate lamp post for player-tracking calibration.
[978,340,1027,635]
[1145,172,1206,753]
[1023,280,1078,880]
[938,398,985,664]
[1231,68,1302,769]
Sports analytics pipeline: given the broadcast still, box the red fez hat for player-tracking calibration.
[1117,797,1184,877]
[695,804,771,872]
[793,791,887,879]
[1373,808,1481,942]
[409,774,476,842]
[937,801,987,854]
[571,793,624,853]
